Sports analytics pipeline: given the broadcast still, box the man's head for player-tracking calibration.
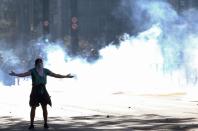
[35,58,43,68]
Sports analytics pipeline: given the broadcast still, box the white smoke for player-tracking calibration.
[115,0,198,86]
[34,23,182,97]
[2,0,198,91]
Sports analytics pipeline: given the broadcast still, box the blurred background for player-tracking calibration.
[0,0,198,86]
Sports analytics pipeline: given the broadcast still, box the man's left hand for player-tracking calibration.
[66,74,74,78]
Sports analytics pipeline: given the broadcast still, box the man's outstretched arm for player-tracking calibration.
[9,71,31,77]
[48,72,74,78]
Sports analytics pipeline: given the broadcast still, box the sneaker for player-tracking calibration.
[44,123,49,129]
[28,124,34,130]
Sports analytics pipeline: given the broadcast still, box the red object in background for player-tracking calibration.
[43,20,49,26]
[71,16,78,30]
[71,17,78,30]
[71,17,78,23]
[72,23,78,30]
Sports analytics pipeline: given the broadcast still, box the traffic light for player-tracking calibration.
[43,0,49,35]
[71,16,78,31]
[70,0,79,55]
[43,20,49,35]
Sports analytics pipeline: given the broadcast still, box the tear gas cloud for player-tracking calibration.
[0,0,198,90]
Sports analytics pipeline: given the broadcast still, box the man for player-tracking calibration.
[9,58,74,129]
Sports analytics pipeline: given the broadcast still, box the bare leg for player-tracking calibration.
[30,106,36,125]
[42,105,48,124]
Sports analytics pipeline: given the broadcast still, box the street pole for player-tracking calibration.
[70,0,79,55]
[43,0,49,42]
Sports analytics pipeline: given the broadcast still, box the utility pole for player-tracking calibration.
[70,0,79,55]
[43,0,49,41]
[29,0,34,39]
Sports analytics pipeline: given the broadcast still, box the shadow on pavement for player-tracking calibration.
[0,114,198,130]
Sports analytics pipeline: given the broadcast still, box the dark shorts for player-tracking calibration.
[29,84,52,107]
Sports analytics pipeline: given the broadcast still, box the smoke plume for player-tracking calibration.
[1,0,198,89]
